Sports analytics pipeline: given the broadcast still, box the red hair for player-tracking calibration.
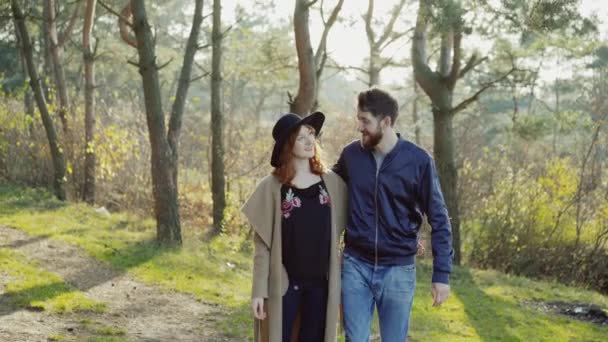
[272,125,326,185]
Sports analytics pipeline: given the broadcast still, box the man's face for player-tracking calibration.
[357,110,386,149]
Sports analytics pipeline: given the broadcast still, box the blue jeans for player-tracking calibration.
[341,253,416,342]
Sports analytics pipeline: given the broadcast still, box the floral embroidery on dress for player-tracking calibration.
[319,185,331,205]
[282,188,301,218]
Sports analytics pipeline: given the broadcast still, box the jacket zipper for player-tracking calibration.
[374,164,379,269]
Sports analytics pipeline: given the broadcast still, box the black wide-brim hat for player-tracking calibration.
[270,111,325,167]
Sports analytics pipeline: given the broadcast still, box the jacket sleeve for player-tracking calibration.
[252,232,270,299]
[332,148,349,183]
[419,157,453,284]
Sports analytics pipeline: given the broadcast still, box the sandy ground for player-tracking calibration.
[0,225,239,342]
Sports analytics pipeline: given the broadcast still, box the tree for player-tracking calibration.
[82,0,97,204]
[12,21,35,137]
[364,0,408,86]
[124,0,205,244]
[412,0,515,265]
[43,0,79,133]
[210,0,226,235]
[289,0,344,115]
[12,0,67,200]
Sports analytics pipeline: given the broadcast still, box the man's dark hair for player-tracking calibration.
[357,88,399,126]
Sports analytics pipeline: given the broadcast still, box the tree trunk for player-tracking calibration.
[364,0,407,87]
[44,0,70,133]
[211,0,226,235]
[12,0,67,201]
[290,0,317,116]
[82,0,97,204]
[433,109,461,264]
[41,2,53,102]
[14,21,35,137]
[412,72,421,145]
[314,0,344,97]
[130,0,181,244]
[368,49,380,86]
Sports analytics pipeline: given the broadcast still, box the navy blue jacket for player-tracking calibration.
[334,137,453,284]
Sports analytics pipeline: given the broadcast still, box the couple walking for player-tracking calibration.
[242,88,453,342]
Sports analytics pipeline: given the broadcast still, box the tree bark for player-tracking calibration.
[433,108,461,264]
[12,0,67,201]
[364,0,407,86]
[44,0,70,133]
[130,0,181,244]
[13,20,35,137]
[211,0,226,235]
[290,0,317,116]
[169,0,205,192]
[82,0,97,204]
[41,2,53,102]
[412,71,421,145]
[314,0,344,95]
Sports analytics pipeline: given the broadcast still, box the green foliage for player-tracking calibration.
[463,152,608,293]
[0,40,24,94]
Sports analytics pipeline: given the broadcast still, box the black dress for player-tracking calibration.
[280,179,332,342]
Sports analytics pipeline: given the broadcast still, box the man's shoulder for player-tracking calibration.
[341,140,362,154]
[398,138,432,164]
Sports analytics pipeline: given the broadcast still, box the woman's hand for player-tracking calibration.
[251,297,266,320]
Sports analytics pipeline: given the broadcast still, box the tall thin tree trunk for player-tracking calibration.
[82,0,97,204]
[12,0,66,201]
[41,3,53,102]
[412,72,421,145]
[290,0,316,116]
[211,0,226,235]
[433,109,461,264]
[131,0,181,244]
[45,0,70,133]
[364,0,407,87]
[314,0,344,104]
[14,21,35,137]
[368,50,380,86]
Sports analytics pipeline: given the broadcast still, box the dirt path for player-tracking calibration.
[0,225,237,342]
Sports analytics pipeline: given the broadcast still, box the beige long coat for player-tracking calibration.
[242,171,347,342]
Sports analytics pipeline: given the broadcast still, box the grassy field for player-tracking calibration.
[1,183,607,341]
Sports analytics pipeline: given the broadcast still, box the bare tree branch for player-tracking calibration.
[315,0,343,63]
[447,31,462,89]
[98,0,133,28]
[157,57,174,70]
[118,3,137,48]
[58,1,81,47]
[451,68,516,115]
[376,0,407,48]
[459,54,488,79]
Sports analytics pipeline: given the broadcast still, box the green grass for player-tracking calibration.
[0,183,253,337]
[1,182,607,341]
[0,249,106,314]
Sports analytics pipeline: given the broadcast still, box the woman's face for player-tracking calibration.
[292,125,315,160]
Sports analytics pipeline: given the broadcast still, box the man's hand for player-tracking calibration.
[251,297,266,320]
[431,283,450,307]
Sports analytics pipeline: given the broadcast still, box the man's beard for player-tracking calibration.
[361,127,383,150]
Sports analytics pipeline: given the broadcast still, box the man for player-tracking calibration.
[334,88,453,341]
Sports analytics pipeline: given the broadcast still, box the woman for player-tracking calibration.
[242,112,347,342]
